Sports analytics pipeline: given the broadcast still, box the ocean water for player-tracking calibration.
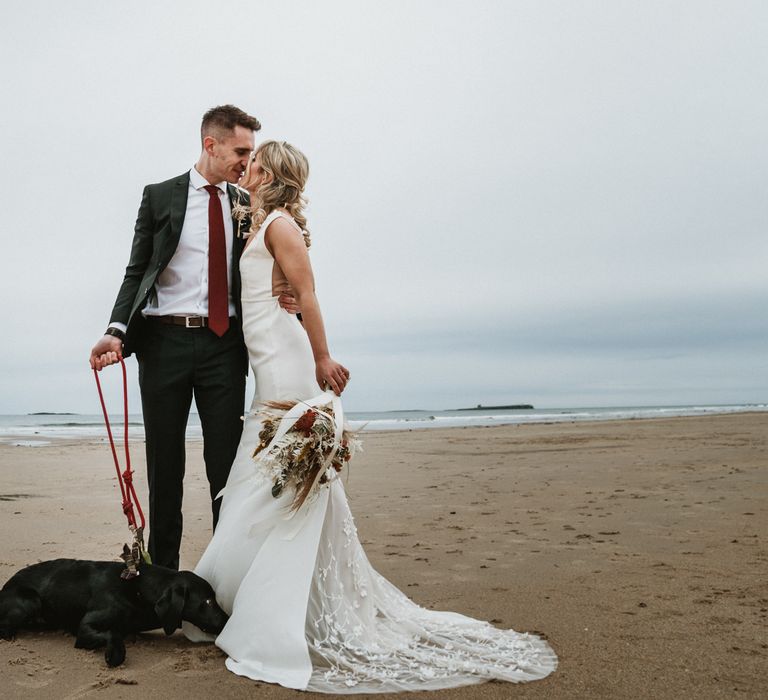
[0,403,765,446]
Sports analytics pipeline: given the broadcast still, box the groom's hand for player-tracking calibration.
[89,336,123,371]
[277,292,300,315]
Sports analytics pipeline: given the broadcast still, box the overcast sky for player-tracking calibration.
[1,1,766,413]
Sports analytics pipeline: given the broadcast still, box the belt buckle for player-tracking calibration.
[185,316,203,328]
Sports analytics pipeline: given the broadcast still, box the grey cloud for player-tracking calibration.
[1,1,766,413]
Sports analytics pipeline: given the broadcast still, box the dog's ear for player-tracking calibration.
[154,584,187,636]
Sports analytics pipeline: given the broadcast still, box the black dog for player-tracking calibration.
[0,554,228,667]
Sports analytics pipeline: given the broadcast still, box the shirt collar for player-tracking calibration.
[189,166,228,194]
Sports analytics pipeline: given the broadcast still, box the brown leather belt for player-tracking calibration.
[151,315,209,328]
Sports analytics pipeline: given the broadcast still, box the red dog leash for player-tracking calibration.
[93,358,150,574]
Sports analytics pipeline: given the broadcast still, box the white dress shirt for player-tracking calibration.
[111,167,236,333]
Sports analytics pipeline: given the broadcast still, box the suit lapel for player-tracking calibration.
[227,184,249,259]
[227,184,249,320]
[167,172,190,254]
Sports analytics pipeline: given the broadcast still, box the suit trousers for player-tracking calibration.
[137,320,246,570]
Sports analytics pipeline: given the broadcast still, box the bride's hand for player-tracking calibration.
[316,357,350,395]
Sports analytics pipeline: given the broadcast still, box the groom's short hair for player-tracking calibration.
[201,105,261,142]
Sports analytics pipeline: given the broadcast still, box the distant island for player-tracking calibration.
[456,404,533,411]
[28,412,77,416]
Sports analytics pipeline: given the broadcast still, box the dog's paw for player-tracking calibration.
[105,639,126,667]
[0,626,16,641]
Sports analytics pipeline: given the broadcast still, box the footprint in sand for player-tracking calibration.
[170,648,220,677]
[13,660,62,690]
[64,674,138,699]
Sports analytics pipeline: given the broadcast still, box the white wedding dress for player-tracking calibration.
[183,211,557,692]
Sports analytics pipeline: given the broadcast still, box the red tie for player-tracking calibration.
[203,185,229,337]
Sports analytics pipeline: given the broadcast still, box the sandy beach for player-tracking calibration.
[0,413,766,699]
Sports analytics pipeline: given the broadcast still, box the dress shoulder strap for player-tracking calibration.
[267,209,303,234]
[257,209,301,233]
[258,209,286,231]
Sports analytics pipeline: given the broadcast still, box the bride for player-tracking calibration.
[183,141,557,693]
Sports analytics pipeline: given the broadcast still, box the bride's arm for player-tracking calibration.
[265,218,350,395]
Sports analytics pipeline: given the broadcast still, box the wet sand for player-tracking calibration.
[0,412,766,698]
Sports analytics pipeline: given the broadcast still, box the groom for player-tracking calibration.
[90,105,293,570]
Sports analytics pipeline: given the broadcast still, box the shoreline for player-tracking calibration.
[2,409,767,448]
[1,412,766,698]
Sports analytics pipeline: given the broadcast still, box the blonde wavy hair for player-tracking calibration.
[248,140,311,248]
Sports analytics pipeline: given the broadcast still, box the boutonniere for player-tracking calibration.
[230,185,252,239]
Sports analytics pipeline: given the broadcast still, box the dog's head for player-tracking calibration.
[154,572,229,636]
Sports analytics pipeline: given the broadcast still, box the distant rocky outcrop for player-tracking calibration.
[456,404,533,411]
[28,412,76,415]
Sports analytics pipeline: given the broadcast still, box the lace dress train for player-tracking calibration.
[183,211,557,692]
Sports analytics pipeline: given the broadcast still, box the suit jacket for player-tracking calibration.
[109,171,250,362]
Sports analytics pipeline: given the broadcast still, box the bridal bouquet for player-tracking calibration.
[252,399,362,511]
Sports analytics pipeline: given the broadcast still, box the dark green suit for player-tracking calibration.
[110,171,250,569]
